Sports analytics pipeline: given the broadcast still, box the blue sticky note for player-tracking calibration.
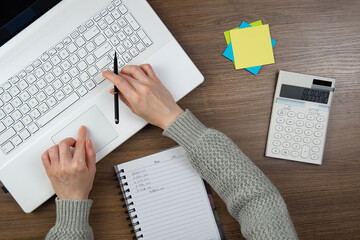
[222,21,277,75]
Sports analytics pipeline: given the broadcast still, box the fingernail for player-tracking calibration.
[88,139,92,147]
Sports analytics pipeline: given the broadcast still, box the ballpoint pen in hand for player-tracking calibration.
[114,52,119,124]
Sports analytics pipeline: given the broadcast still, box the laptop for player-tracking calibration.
[0,0,204,213]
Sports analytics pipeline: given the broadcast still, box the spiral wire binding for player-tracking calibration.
[115,168,144,239]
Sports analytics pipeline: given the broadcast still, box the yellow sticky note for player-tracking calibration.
[223,20,263,45]
[230,24,274,69]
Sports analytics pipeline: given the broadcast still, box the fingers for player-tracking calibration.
[41,150,51,171]
[103,71,136,99]
[85,139,96,173]
[109,89,134,111]
[121,65,150,82]
[58,137,76,162]
[139,64,158,80]
[74,126,87,167]
[48,145,60,165]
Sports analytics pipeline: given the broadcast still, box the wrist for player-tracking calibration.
[159,107,184,130]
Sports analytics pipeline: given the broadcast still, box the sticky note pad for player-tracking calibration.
[223,20,263,45]
[230,24,275,69]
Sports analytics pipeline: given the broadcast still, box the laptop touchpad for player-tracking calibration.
[52,105,118,153]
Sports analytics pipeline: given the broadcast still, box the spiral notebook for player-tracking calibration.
[114,146,225,240]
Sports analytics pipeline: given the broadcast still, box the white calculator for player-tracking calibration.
[266,70,336,165]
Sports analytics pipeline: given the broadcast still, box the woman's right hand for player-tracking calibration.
[102,64,184,130]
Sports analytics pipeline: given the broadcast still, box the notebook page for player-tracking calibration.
[116,146,220,240]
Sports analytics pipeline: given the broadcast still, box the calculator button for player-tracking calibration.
[285,126,293,133]
[275,125,283,131]
[282,141,291,148]
[293,135,302,142]
[317,116,325,122]
[306,122,314,128]
[281,149,290,156]
[284,134,291,141]
[304,129,313,136]
[277,109,286,116]
[296,120,304,127]
[294,128,303,134]
[272,148,280,154]
[291,151,299,157]
[307,114,315,121]
[312,146,320,152]
[303,137,311,143]
[286,119,294,125]
[315,123,324,130]
[301,145,310,158]
[297,113,305,119]
[273,140,281,146]
[276,117,285,124]
[274,133,282,139]
[314,131,322,137]
[313,139,321,145]
[287,111,296,117]
[310,154,319,160]
[293,143,301,150]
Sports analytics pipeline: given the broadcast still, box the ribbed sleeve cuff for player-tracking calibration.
[55,198,93,231]
[162,110,209,151]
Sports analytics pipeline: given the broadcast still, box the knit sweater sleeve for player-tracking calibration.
[163,110,298,240]
[46,198,94,240]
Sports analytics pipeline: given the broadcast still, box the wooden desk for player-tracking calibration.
[1,0,360,239]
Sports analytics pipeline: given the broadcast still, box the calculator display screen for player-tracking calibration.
[280,84,329,104]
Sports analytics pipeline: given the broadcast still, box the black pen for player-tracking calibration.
[114,52,119,124]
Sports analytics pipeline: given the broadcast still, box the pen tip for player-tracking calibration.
[114,51,117,58]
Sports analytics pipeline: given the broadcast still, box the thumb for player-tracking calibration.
[85,139,96,172]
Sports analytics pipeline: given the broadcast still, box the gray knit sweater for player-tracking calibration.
[46,110,298,239]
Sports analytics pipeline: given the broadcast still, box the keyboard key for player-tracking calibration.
[313,139,321,145]
[1,142,14,154]
[14,121,25,132]
[96,55,112,69]
[69,67,80,77]
[19,129,31,140]
[61,60,71,71]
[10,76,20,84]
[18,71,27,78]
[37,93,79,127]
[63,84,74,95]
[53,80,63,90]
[118,31,126,41]
[137,30,146,39]
[20,104,31,114]
[94,73,105,84]
[88,66,98,76]
[18,80,29,90]
[130,48,139,57]
[86,42,96,52]
[80,72,90,82]
[114,0,122,6]
[10,86,20,96]
[77,86,88,96]
[94,14,101,22]
[119,5,128,14]
[124,40,132,49]
[312,146,320,152]
[0,110,5,120]
[28,98,39,108]
[303,137,311,143]
[110,36,120,46]
[25,65,34,73]
[28,85,39,95]
[125,14,140,30]
[143,37,152,47]
[11,110,22,120]
[56,42,64,51]
[51,56,61,65]
[30,109,41,119]
[78,25,87,33]
[100,9,108,16]
[39,103,49,113]
[272,148,280,154]
[35,68,45,77]
[2,92,12,102]
[49,48,57,56]
[45,85,56,96]
[53,66,63,77]
[26,74,37,84]
[61,73,72,83]
[94,34,106,46]
[107,4,115,11]
[70,55,80,64]
[105,28,114,38]
[95,42,112,58]
[3,116,14,127]
[111,10,121,20]
[28,123,39,134]
[77,61,88,71]
[46,97,57,107]
[307,114,315,121]
[86,54,96,64]
[124,26,133,35]
[98,20,107,30]
[130,35,139,44]
[105,15,114,25]
[71,79,82,89]
[118,18,127,27]
[67,43,77,53]
[19,91,30,102]
[55,90,66,101]
[117,45,126,54]
[78,48,88,59]
[75,37,86,47]
[0,128,16,145]
[63,37,71,45]
[291,151,299,157]
[301,145,310,158]
[315,123,324,130]
[123,53,132,63]
[43,62,53,71]
[71,30,80,39]
[4,103,14,114]
[85,80,96,90]
[317,116,325,122]
[86,20,94,28]
[314,131,322,137]
[59,49,70,59]
[11,135,22,146]
[22,115,32,125]
[136,42,146,52]
[41,53,50,61]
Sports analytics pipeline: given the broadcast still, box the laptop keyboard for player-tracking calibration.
[0,0,152,154]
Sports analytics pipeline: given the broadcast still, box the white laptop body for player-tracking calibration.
[0,0,204,213]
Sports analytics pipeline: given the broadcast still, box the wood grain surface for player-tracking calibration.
[1,0,360,239]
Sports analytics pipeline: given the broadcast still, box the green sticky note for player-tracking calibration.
[223,20,263,44]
